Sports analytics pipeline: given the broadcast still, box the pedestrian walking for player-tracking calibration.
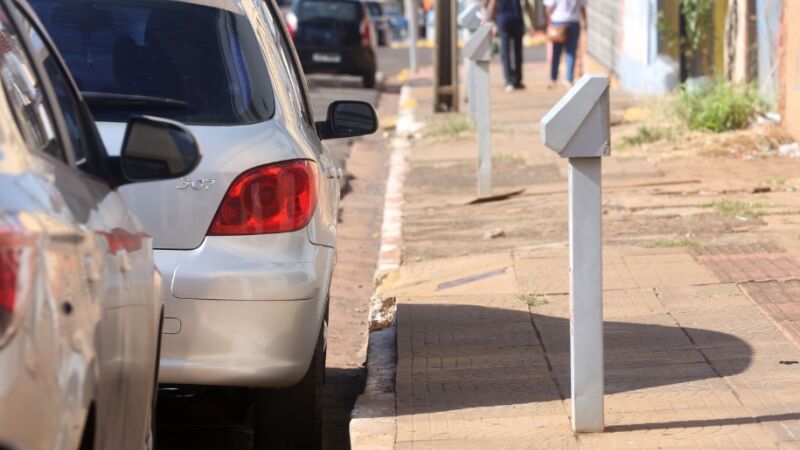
[487,0,535,92]
[544,0,586,88]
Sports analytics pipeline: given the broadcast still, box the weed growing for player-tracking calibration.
[675,80,765,132]
[708,200,764,219]
[620,125,675,147]
[517,294,548,308]
[425,113,473,138]
[643,238,700,249]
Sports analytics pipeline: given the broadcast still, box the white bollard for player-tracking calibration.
[463,24,493,197]
[540,75,611,433]
[458,4,481,121]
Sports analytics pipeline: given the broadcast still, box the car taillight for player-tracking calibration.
[208,160,319,236]
[0,217,34,338]
[286,12,298,40]
[360,19,371,46]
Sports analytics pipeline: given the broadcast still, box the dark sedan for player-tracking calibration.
[287,0,377,88]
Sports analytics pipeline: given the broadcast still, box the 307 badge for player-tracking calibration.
[177,177,216,191]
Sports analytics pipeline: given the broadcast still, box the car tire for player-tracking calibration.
[362,71,376,89]
[253,318,326,450]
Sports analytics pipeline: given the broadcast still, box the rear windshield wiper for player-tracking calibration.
[82,92,188,109]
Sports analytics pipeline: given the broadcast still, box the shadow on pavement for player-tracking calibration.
[606,412,800,432]
[393,303,752,414]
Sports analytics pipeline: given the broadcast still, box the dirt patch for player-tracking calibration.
[405,160,562,195]
[615,122,794,160]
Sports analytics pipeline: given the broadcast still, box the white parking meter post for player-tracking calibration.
[404,0,418,72]
[458,4,481,120]
[463,24,493,197]
[540,75,610,433]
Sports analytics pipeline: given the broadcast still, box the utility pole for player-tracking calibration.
[433,0,458,112]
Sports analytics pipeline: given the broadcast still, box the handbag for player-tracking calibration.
[546,24,568,44]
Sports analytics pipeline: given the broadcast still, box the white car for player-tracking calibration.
[0,0,202,449]
[33,0,378,447]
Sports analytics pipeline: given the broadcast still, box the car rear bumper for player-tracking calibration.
[296,46,376,75]
[154,233,333,387]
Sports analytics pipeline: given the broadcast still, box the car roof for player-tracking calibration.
[160,0,244,14]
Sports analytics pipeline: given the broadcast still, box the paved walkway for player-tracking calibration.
[375,60,800,448]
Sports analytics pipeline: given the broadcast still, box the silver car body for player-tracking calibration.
[96,0,340,388]
[0,1,161,448]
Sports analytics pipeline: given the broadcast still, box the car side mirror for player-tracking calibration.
[316,101,379,140]
[120,116,201,181]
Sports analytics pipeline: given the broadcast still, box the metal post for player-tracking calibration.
[464,23,493,197]
[405,0,418,72]
[568,156,603,432]
[540,74,610,433]
[458,3,482,120]
[475,58,491,196]
[434,0,458,112]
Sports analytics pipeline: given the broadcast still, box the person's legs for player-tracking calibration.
[512,28,523,87]
[550,41,563,83]
[499,30,513,86]
[564,21,581,83]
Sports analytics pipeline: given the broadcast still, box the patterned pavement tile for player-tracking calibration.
[741,281,800,348]
[692,243,800,283]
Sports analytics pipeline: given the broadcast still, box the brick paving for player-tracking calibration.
[373,60,800,448]
[693,243,800,283]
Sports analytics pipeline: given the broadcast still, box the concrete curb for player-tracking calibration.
[350,85,420,450]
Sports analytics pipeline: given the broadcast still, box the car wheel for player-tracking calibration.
[253,318,326,450]
[362,71,376,89]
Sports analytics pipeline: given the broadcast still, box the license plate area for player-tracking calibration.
[312,52,341,63]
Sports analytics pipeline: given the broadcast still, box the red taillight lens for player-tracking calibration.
[360,19,371,46]
[0,218,34,337]
[0,239,19,318]
[208,160,319,236]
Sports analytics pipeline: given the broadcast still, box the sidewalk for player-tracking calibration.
[357,59,800,449]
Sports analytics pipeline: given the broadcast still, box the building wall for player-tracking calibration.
[758,0,782,102]
[782,1,800,140]
[615,0,679,95]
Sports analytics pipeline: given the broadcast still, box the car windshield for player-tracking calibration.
[298,1,361,22]
[29,0,274,125]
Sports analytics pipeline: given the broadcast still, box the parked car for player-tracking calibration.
[287,0,378,88]
[31,0,378,448]
[385,5,408,41]
[363,0,389,46]
[0,0,202,449]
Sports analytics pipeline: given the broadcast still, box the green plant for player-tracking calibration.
[517,294,548,307]
[760,177,787,187]
[620,125,675,147]
[658,0,714,60]
[643,238,700,249]
[425,113,473,137]
[710,200,763,219]
[492,153,524,163]
[675,80,764,132]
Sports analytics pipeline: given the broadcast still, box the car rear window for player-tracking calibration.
[29,0,274,125]
[298,1,362,22]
